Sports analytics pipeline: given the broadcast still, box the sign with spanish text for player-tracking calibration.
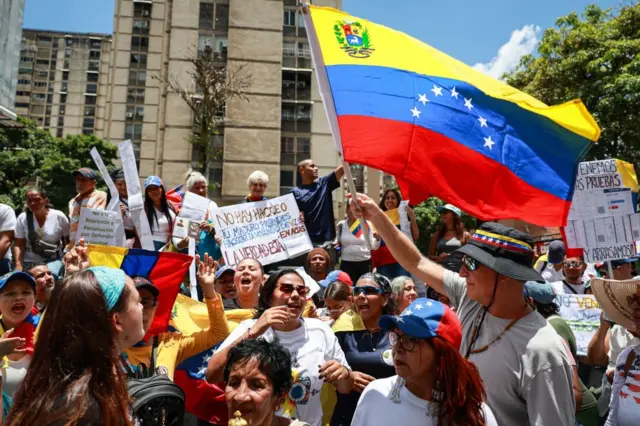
[555,294,601,357]
[212,194,312,267]
[76,208,118,246]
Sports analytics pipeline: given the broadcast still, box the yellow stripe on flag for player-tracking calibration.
[308,5,600,142]
[86,244,128,268]
[615,159,639,192]
[385,208,400,226]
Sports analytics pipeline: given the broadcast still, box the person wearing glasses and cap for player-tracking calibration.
[108,168,136,240]
[351,298,497,426]
[348,193,575,426]
[68,167,107,247]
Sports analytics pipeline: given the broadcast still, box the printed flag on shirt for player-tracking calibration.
[350,220,363,238]
[303,6,600,227]
[87,245,192,336]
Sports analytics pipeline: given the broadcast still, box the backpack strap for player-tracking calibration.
[150,335,159,373]
[622,348,637,378]
[25,210,40,249]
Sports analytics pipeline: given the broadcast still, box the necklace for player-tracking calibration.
[467,303,530,355]
[364,329,380,351]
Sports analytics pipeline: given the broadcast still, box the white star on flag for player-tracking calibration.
[403,308,413,316]
[478,116,487,127]
[410,107,421,118]
[426,301,433,307]
[487,237,494,243]
[450,87,459,99]
[431,85,443,97]
[397,317,405,323]
[417,93,429,105]
[414,303,424,311]
[484,135,495,150]
[481,236,487,241]
[464,98,473,111]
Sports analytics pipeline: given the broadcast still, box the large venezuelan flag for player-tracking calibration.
[87,245,192,336]
[304,6,600,226]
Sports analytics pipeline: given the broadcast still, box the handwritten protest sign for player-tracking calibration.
[555,294,601,356]
[76,208,118,246]
[212,194,312,267]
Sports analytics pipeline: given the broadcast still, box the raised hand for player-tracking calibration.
[63,238,90,274]
[196,253,218,300]
[249,306,293,337]
[0,329,26,358]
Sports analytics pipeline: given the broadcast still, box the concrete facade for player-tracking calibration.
[15,30,111,137]
[0,0,25,120]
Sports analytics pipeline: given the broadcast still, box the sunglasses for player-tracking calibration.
[278,283,309,296]
[141,297,158,309]
[563,261,583,268]
[462,255,478,272]
[389,331,420,352]
[353,286,383,297]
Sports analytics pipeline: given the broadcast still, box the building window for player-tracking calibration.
[127,87,145,104]
[125,123,143,140]
[17,79,31,85]
[129,70,147,86]
[281,104,312,132]
[133,19,150,34]
[64,48,72,58]
[131,36,149,52]
[84,106,96,116]
[83,118,95,129]
[59,94,67,104]
[86,83,98,94]
[36,59,49,65]
[85,95,97,105]
[350,164,365,193]
[280,170,295,195]
[62,71,69,81]
[199,3,214,29]
[280,136,310,166]
[47,94,54,104]
[284,10,296,26]
[60,82,68,93]
[215,4,229,30]
[15,102,29,109]
[87,72,99,82]
[88,61,100,72]
[90,39,102,49]
[82,129,93,135]
[56,128,64,138]
[282,71,311,101]
[89,50,101,60]
[208,167,223,197]
[134,2,152,18]
[130,53,147,68]
[126,105,144,122]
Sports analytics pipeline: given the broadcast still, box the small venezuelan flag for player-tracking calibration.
[350,220,363,238]
[87,245,192,336]
[304,6,600,227]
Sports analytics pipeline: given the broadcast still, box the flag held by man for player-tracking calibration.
[303,5,600,227]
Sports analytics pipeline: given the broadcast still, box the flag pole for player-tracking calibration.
[301,2,373,250]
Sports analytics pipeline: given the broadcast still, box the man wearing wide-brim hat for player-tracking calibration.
[349,193,575,426]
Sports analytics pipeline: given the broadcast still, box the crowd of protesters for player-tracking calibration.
[0,159,637,426]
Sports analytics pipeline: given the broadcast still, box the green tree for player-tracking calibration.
[504,3,640,162]
[0,117,118,212]
[413,198,478,254]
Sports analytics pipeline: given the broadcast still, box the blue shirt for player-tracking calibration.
[291,172,340,243]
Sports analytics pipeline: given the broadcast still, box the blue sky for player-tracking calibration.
[23,0,621,75]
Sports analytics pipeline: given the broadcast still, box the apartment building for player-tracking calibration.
[15,29,111,137]
[101,0,382,210]
[0,0,25,123]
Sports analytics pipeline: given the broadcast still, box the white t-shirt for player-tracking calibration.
[551,280,587,295]
[351,376,497,426]
[1,354,32,396]
[217,318,350,426]
[337,220,380,262]
[541,263,565,282]
[150,208,176,244]
[443,270,576,426]
[605,344,640,426]
[14,209,70,263]
[608,325,640,371]
[0,204,17,261]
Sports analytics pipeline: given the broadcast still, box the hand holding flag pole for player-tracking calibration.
[301,2,372,250]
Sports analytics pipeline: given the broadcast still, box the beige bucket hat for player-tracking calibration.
[590,278,640,332]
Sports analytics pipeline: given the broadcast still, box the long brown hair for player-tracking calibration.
[430,337,487,426]
[435,211,468,244]
[6,270,134,426]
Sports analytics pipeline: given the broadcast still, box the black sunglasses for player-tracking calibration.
[462,255,479,272]
[353,286,383,297]
[278,283,309,296]
[563,261,583,268]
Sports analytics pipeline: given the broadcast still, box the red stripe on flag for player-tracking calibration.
[339,115,571,226]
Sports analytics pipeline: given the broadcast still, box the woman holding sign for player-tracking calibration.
[144,176,177,251]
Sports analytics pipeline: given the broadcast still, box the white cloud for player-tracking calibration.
[472,25,541,80]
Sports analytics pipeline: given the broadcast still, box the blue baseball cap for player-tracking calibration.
[73,167,98,180]
[215,265,235,280]
[524,281,556,304]
[319,270,353,288]
[0,271,36,292]
[610,257,638,268]
[547,240,566,264]
[436,204,462,217]
[144,175,164,189]
[379,298,462,350]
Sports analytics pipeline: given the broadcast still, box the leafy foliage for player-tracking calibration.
[153,46,252,174]
[0,117,118,212]
[504,3,640,162]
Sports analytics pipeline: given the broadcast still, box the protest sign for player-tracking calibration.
[211,194,312,267]
[555,294,601,356]
[90,147,125,246]
[76,208,118,246]
[180,192,211,222]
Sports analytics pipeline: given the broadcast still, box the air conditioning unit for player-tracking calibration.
[125,112,134,118]
[138,111,144,117]
[143,10,150,16]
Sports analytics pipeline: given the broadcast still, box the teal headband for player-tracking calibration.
[87,266,126,312]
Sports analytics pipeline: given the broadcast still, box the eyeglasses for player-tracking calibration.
[563,261,583,268]
[353,286,383,297]
[462,256,478,272]
[278,284,309,296]
[389,331,420,352]
[141,297,158,309]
